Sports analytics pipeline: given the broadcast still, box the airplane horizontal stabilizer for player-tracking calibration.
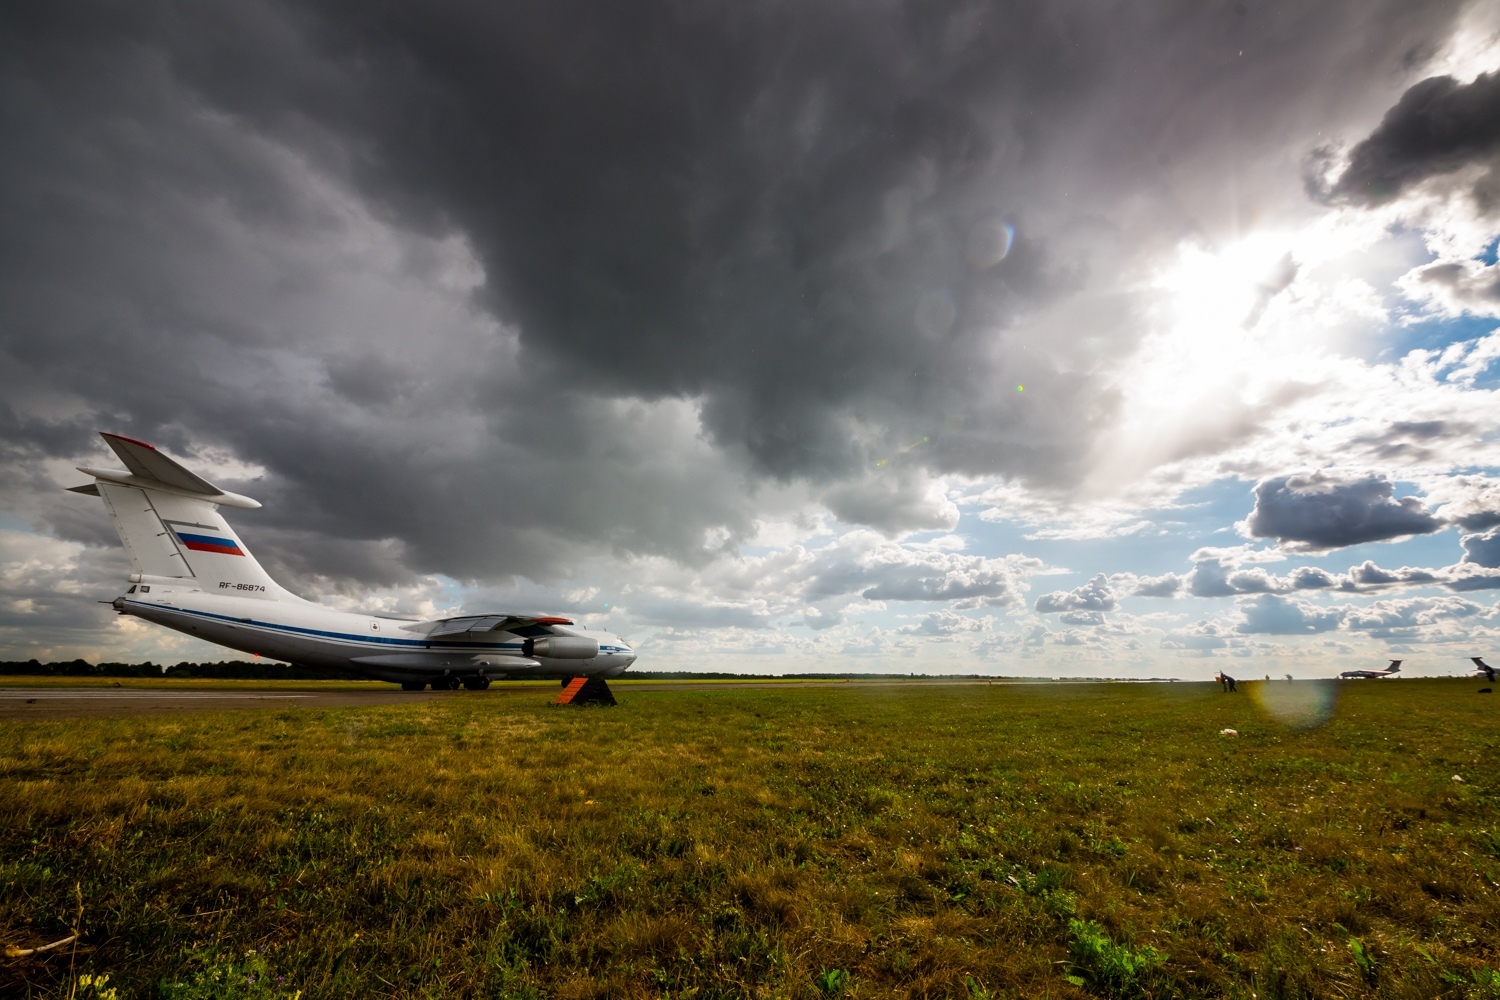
[73,432,260,509]
[104,433,219,493]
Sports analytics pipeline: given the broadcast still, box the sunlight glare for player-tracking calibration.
[1132,232,1304,406]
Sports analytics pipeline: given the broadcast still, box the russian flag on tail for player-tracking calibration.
[173,530,245,556]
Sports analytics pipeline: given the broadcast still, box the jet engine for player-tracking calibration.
[523,636,599,659]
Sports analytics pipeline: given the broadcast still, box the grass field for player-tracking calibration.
[0,677,402,691]
[2,679,1497,999]
[0,676,896,690]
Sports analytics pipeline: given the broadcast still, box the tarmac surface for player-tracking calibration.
[0,679,1006,718]
[0,686,364,718]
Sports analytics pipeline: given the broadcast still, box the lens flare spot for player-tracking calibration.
[1016,384,1024,392]
[1253,679,1338,729]
[967,217,1015,269]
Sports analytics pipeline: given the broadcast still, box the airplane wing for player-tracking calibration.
[399,614,574,638]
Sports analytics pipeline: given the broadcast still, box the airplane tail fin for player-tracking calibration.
[69,433,290,601]
[1474,657,1495,680]
[1387,660,1402,673]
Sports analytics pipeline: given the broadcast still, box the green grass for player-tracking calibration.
[0,676,910,690]
[0,676,405,691]
[2,679,1497,998]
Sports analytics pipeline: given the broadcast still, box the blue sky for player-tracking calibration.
[3,1,1500,677]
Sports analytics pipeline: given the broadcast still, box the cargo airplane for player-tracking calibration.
[1338,659,1401,679]
[69,432,635,692]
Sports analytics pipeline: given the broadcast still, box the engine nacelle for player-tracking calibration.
[523,636,599,659]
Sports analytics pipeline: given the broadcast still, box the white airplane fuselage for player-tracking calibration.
[114,588,634,684]
[73,431,635,689]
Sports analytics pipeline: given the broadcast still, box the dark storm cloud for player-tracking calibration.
[0,11,767,588]
[243,0,1466,485]
[822,468,957,537]
[197,0,1136,486]
[1330,71,1500,208]
[0,0,1473,596]
[1244,473,1442,550]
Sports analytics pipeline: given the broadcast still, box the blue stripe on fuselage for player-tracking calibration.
[122,601,524,651]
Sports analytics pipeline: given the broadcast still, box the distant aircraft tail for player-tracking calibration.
[1386,660,1402,673]
[69,433,290,601]
[1474,657,1496,681]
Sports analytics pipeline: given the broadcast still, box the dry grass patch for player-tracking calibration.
[2,679,1498,998]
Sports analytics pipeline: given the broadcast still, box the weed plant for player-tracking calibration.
[1,679,1498,998]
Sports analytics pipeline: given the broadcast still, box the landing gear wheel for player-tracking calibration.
[432,676,460,690]
[462,676,491,691]
[401,681,424,691]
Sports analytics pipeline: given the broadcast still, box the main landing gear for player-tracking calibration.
[394,675,493,692]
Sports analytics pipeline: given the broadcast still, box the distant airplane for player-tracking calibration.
[1473,657,1496,683]
[1339,660,1402,680]
[69,432,635,694]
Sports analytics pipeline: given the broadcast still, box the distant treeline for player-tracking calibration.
[0,659,364,680]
